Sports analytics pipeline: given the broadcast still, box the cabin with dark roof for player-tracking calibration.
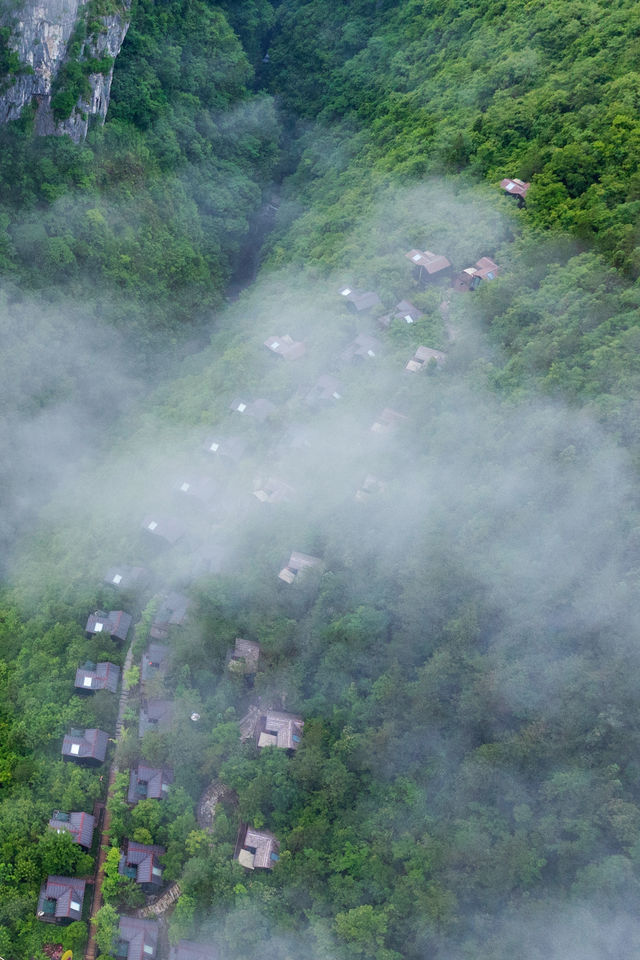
[253,476,295,504]
[150,592,191,640]
[62,728,108,765]
[405,249,451,284]
[341,333,381,363]
[127,764,174,805]
[227,638,260,676]
[278,551,323,584]
[405,345,447,371]
[37,876,87,924]
[175,476,218,510]
[234,824,280,870]
[355,474,385,501]
[139,700,173,738]
[115,917,159,960]
[371,408,409,434]
[264,335,306,359]
[141,642,170,688]
[500,177,530,206]
[85,610,132,643]
[104,566,148,591]
[169,941,219,960]
[305,374,343,404]
[119,840,165,893]
[48,810,96,849]
[453,256,500,292]
[204,435,247,461]
[380,299,425,328]
[142,516,185,546]
[339,287,382,313]
[256,710,304,750]
[229,398,277,422]
[75,661,120,694]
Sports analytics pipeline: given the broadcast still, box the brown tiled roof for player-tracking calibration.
[236,824,280,870]
[500,177,530,197]
[339,287,381,311]
[405,249,451,273]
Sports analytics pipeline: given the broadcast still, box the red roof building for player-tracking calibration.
[127,764,174,804]
[74,661,121,693]
[62,728,108,765]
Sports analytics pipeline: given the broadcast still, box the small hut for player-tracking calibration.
[371,408,409,434]
[264,335,306,359]
[74,661,121,693]
[405,345,447,371]
[127,764,174,804]
[119,840,165,893]
[256,710,304,750]
[61,728,108,766]
[48,811,96,849]
[227,638,261,675]
[37,877,86,924]
[234,824,280,870]
[453,257,499,292]
[500,177,530,207]
[405,249,451,284]
[340,287,381,312]
[85,610,132,643]
[278,551,323,583]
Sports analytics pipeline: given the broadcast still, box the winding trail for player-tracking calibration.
[84,641,135,960]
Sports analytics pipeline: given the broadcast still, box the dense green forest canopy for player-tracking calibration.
[2,2,640,960]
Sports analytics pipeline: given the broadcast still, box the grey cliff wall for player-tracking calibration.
[0,0,130,141]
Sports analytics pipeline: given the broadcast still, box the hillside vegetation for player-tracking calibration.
[1,3,640,960]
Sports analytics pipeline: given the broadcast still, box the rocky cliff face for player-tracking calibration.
[0,0,129,141]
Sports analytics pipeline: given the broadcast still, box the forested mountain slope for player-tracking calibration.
[2,3,640,960]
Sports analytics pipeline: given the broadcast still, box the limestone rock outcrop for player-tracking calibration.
[0,0,130,141]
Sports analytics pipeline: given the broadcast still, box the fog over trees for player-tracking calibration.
[2,3,640,960]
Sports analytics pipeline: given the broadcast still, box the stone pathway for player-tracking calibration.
[84,641,134,960]
[134,881,182,918]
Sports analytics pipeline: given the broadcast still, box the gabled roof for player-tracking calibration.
[355,474,385,501]
[278,551,322,583]
[229,398,277,421]
[341,333,381,362]
[204,435,247,461]
[74,661,121,693]
[48,811,96,848]
[85,610,132,643]
[142,516,185,545]
[381,298,425,327]
[62,728,108,762]
[339,287,381,311]
[227,638,260,674]
[117,916,159,960]
[104,566,148,590]
[119,840,165,885]
[141,643,170,684]
[236,825,280,870]
[253,476,295,504]
[405,345,447,371]
[306,374,343,403]
[169,941,220,960]
[371,408,409,434]
[175,476,218,509]
[405,248,451,274]
[500,177,530,197]
[257,710,304,750]
[150,592,191,639]
[264,334,306,359]
[139,700,173,737]
[127,764,174,804]
[37,876,86,921]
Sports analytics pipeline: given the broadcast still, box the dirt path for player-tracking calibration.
[197,781,232,831]
[84,641,134,960]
